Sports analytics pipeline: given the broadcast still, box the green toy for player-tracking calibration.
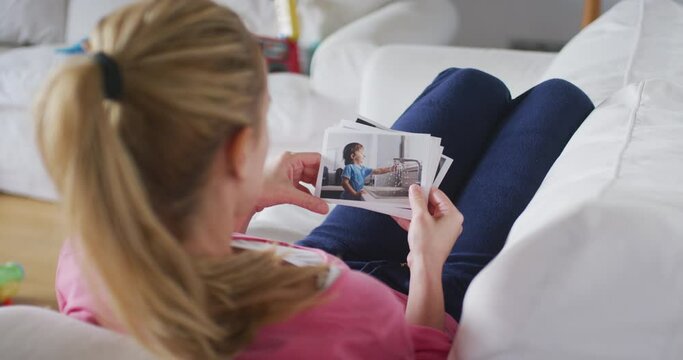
[0,262,24,305]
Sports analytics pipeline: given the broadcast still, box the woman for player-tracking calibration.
[40,0,593,359]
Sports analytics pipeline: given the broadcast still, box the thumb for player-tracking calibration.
[286,187,329,214]
[408,184,428,216]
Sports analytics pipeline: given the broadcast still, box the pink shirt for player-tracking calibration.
[56,234,457,359]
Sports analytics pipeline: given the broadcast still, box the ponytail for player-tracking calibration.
[36,57,222,354]
[35,1,328,358]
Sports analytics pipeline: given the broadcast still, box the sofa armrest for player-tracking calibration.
[309,0,458,106]
[359,45,557,127]
[0,306,152,359]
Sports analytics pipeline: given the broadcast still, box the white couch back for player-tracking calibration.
[455,78,683,360]
[0,306,153,359]
[0,0,68,45]
[0,0,401,46]
[541,0,683,104]
[64,0,281,43]
[361,1,683,359]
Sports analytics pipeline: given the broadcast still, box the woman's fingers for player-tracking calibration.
[296,183,312,195]
[300,166,319,184]
[258,151,328,214]
[286,187,329,214]
[291,152,322,166]
[411,186,455,218]
[428,188,456,218]
[428,189,464,234]
[285,152,321,184]
[292,152,321,173]
[392,216,411,232]
[408,184,428,217]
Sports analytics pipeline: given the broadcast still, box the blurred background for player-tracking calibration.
[455,0,620,51]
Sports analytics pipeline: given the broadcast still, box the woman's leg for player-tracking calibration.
[440,79,594,320]
[297,68,513,262]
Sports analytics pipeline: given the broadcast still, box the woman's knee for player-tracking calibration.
[416,68,511,111]
[435,68,509,98]
[516,79,595,137]
[435,68,496,84]
[532,78,594,113]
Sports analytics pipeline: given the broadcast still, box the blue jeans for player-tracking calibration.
[297,68,594,321]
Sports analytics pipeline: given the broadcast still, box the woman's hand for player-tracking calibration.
[402,185,463,270]
[236,152,328,233]
[402,185,463,330]
[257,152,329,214]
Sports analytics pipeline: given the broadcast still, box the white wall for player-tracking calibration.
[376,135,402,167]
[452,0,621,49]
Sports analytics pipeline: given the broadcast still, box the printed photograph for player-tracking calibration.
[316,129,432,207]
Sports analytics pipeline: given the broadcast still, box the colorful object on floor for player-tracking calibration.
[0,262,25,305]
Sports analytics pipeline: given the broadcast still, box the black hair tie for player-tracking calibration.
[93,52,123,100]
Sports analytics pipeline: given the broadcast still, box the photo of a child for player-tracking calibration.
[316,129,431,209]
[340,142,394,200]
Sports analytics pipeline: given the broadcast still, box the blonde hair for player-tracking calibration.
[35,0,327,358]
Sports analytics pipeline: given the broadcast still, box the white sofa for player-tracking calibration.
[356,1,683,359]
[0,0,458,201]
[3,0,683,359]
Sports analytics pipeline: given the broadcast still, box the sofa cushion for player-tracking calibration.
[0,0,67,45]
[297,0,392,45]
[0,306,152,359]
[453,79,683,359]
[0,107,58,201]
[65,0,278,44]
[0,46,65,108]
[541,0,683,105]
[65,0,388,44]
[359,46,556,127]
[310,0,458,108]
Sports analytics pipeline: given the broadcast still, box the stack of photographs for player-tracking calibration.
[314,116,453,219]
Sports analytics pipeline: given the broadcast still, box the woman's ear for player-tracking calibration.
[224,127,254,180]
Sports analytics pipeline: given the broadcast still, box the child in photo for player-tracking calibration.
[340,142,394,200]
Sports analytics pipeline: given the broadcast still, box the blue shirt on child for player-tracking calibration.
[341,164,373,200]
